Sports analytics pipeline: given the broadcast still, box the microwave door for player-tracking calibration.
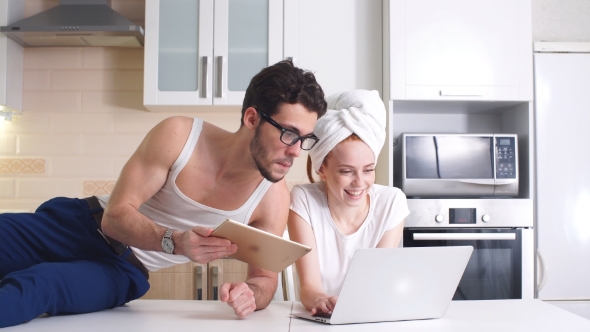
[435,136,494,179]
[435,136,495,196]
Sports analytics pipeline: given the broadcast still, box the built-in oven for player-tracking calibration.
[402,199,534,300]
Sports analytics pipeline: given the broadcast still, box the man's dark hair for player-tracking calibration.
[241,59,327,124]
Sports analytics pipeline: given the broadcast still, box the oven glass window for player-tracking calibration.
[456,248,513,300]
[403,228,522,300]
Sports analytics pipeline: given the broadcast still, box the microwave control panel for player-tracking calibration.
[495,137,516,178]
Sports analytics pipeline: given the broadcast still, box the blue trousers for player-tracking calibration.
[0,197,150,328]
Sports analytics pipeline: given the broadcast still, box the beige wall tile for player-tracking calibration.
[51,70,116,91]
[24,70,51,91]
[114,113,170,134]
[114,70,144,91]
[24,48,81,70]
[18,134,81,155]
[23,91,81,112]
[0,179,16,198]
[286,150,311,184]
[17,179,80,198]
[50,113,115,134]
[112,0,146,24]
[113,156,129,176]
[0,135,17,155]
[81,134,143,156]
[197,110,242,132]
[0,199,42,212]
[83,180,116,196]
[0,113,51,135]
[0,158,45,174]
[82,48,144,69]
[81,91,145,112]
[49,157,114,177]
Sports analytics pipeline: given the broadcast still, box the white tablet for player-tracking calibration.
[211,219,311,273]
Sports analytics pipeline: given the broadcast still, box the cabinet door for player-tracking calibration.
[213,0,283,105]
[283,0,383,97]
[390,0,532,101]
[141,262,203,300]
[207,258,248,300]
[144,0,214,108]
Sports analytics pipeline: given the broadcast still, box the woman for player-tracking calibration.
[288,90,410,315]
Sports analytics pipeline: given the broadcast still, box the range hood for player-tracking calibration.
[0,0,144,48]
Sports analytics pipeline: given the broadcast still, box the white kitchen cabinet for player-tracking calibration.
[283,0,383,97]
[385,0,533,102]
[144,0,283,111]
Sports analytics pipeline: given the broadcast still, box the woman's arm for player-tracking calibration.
[376,220,405,248]
[287,210,337,314]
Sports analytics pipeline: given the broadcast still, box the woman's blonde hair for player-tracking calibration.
[306,134,362,183]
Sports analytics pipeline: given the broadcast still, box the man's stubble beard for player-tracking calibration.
[249,127,291,183]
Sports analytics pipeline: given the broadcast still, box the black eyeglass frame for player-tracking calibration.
[256,109,319,151]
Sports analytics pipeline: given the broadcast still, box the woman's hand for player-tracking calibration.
[310,295,339,316]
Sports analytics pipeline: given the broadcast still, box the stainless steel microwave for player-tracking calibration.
[394,133,518,197]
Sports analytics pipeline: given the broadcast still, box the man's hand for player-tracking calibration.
[174,226,237,264]
[219,282,257,318]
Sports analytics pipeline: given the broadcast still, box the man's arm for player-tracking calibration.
[219,180,290,317]
[101,116,236,262]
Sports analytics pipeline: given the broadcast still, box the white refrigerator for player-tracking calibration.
[534,42,590,320]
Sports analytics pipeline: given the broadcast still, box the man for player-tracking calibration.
[0,60,327,327]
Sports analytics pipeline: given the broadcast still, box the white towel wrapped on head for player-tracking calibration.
[309,89,386,173]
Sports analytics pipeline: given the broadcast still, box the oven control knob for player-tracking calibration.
[482,214,491,222]
[435,214,444,223]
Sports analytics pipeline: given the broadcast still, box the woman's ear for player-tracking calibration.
[318,165,328,181]
[243,107,260,130]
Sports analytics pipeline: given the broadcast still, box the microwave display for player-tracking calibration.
[495,137,516,179]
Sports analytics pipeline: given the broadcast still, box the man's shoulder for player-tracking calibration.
[264,179,290,200]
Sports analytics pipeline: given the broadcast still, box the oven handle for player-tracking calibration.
[413,233,516,241]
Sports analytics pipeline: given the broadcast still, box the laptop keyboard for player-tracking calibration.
[313,312,333,318]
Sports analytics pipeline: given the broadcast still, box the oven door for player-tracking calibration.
[403,228,532,300]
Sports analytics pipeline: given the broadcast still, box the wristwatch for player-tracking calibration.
[161,228,176,254]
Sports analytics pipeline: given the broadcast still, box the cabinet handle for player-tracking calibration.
[195,266,203,300]
[216,56,225,98]
[536,249,549,292]
[413,233,516,240]
[201,56,210,98]
[211,266,219,301]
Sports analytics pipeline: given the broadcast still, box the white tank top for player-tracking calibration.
[99,118,272,271]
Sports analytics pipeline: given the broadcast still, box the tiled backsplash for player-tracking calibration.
[0,0,310,212]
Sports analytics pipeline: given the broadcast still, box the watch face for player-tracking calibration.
[162,238,174,254]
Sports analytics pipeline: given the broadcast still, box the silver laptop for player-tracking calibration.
[292,246,473,325]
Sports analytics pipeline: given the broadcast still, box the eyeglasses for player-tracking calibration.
[257,109,319,151]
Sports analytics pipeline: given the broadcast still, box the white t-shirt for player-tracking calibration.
[290,182,410,296]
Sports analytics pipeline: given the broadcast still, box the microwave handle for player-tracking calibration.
[413,233,516,241]
[496,179,518,185]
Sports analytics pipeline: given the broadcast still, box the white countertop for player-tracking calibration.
[4,299,590,331]
[291,300,590,331]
